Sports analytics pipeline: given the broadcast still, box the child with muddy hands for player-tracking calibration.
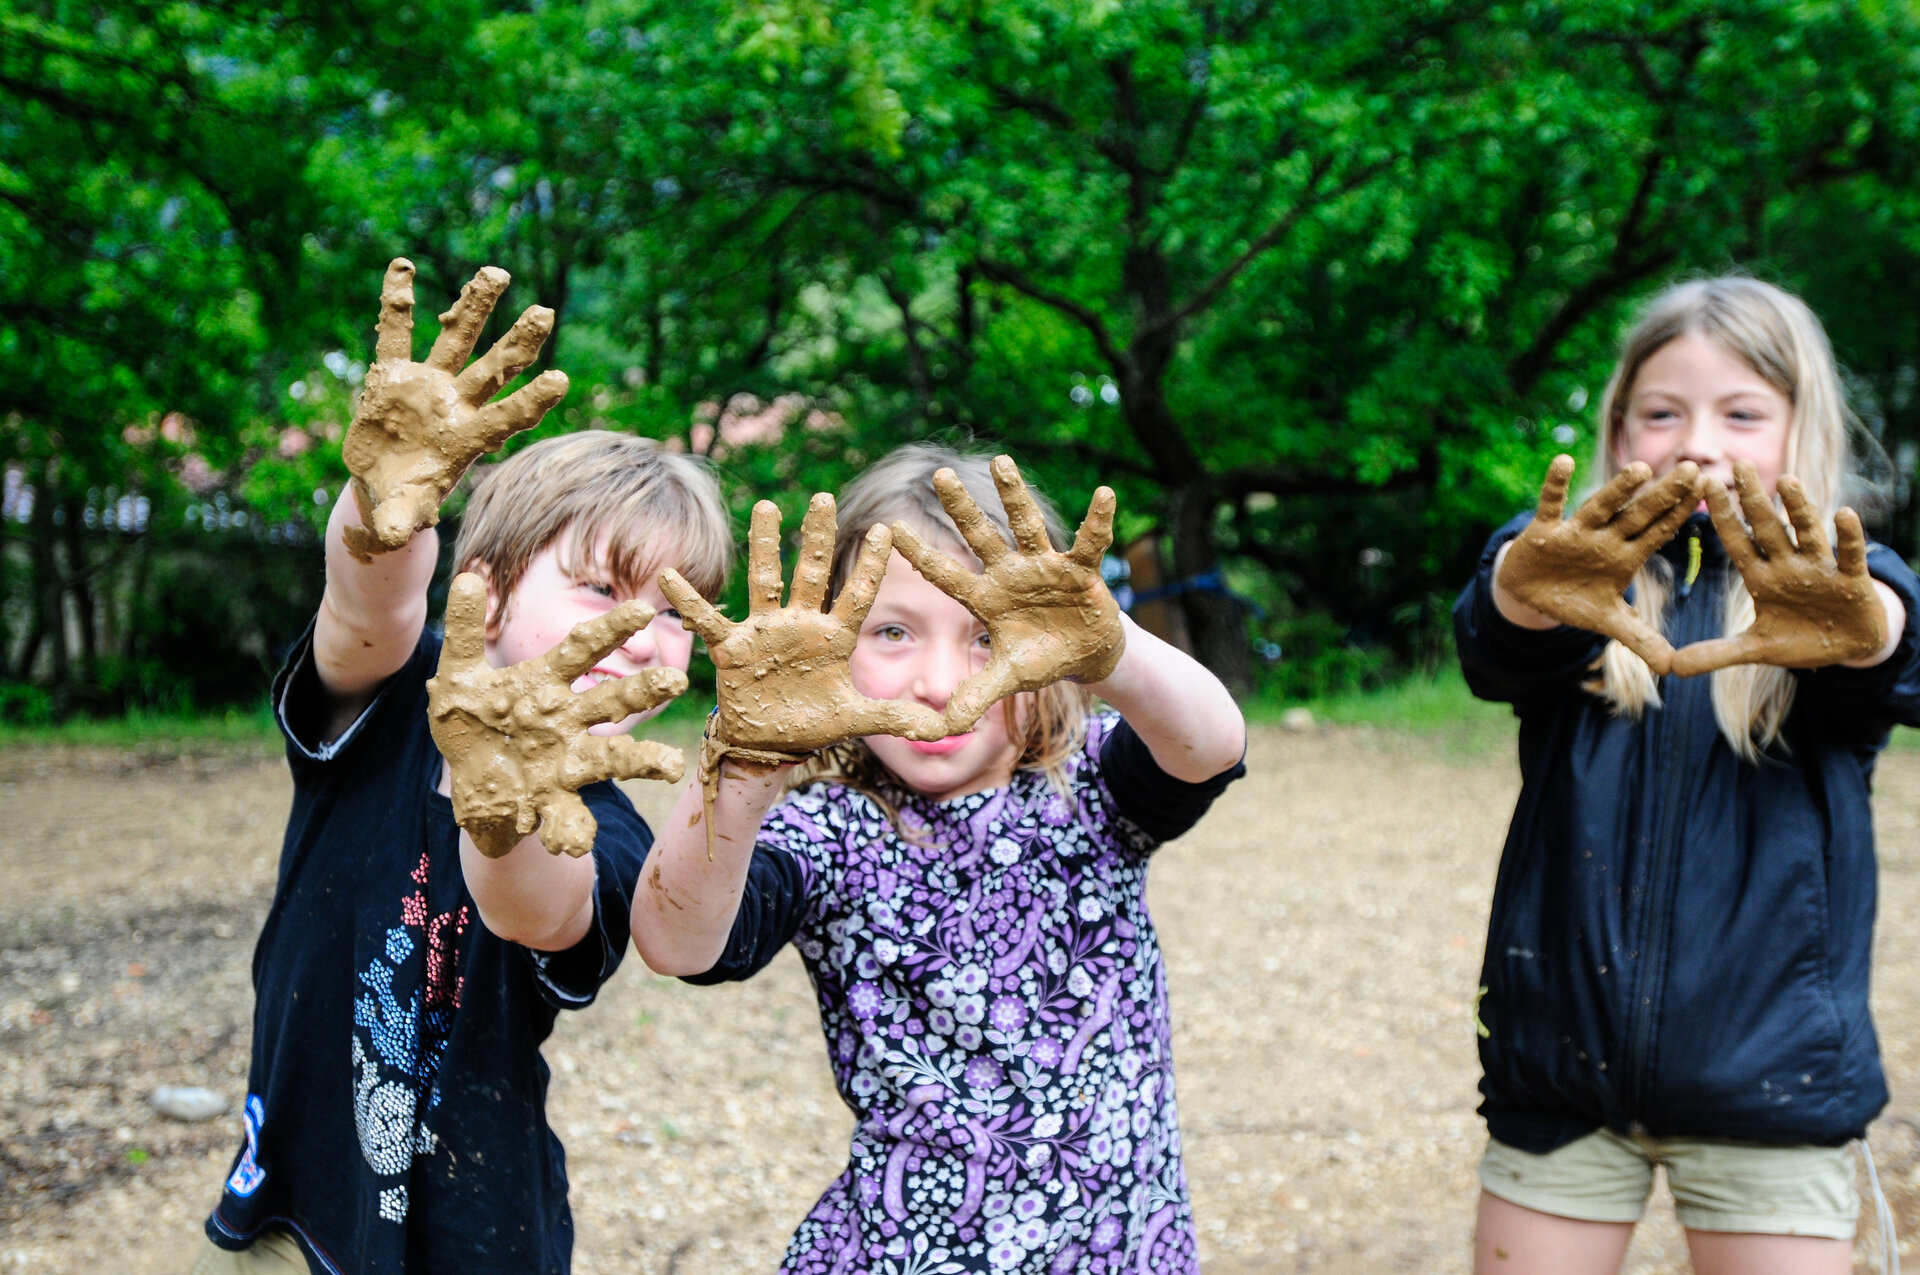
[630,444,1248,1275]
[1454,278,1920,1275]
[197,259,729,1275]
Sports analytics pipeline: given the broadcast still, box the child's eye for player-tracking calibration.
[876,624,908,642]
[976,631,993,649]
[578,578,616,598]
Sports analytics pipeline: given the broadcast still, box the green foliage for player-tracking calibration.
[9,0,1920,716]
[1256,666,1521,757]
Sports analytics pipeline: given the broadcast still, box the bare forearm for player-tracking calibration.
[316,486,438,703]
[460,829,598,951]
[1490,541,1560,631]
[632,764,791,976]
[1841,581,1906,669]
[1089,615,1245,781]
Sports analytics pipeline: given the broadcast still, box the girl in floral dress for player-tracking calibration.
[633,444,1247,1274]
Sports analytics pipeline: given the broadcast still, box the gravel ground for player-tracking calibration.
[5,726,1920,1273]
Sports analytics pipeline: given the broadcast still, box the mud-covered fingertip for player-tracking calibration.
[1777,473,1806,501]
[656,567,693,603]
[385,258,415,281]
[447,571,488,606]
[611,596,655,631]
[808,491,836,515]
[476,265,511,289]
[1547,454,1575,479]
[865,521,893,549]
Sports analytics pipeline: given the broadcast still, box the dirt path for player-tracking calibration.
[5,727,1920,1273]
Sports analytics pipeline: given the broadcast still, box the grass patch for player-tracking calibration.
[1252,669,1920,756]
[0,685,722,753]
[0,701,282,752]
[1249,667,1518,756]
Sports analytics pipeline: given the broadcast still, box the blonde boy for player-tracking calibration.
[196,262,728,1274]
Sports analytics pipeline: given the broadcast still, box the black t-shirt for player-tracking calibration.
[205,623,651,1273]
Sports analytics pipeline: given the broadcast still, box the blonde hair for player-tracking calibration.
[796,443,1094,819]
[451,430,731,612]
[1592,277,1855,760]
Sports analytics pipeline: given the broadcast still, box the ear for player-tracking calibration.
[463,561,506,641]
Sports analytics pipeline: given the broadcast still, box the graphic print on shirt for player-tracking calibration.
[764,715,1197,1275]
[351,851,469,1224]
[226,1095,268,1196]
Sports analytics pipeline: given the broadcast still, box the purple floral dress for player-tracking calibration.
[759,713,1197,1275]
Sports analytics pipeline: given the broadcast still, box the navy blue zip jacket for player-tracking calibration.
[1454,512,1920,1155]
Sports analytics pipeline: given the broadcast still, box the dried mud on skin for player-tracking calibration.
[6,732,1920,1273]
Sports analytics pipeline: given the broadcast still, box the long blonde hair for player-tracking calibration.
[1592,277,1855,760]
[793,443,1094,820]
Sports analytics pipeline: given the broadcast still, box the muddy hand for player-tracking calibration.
[427,574,686,858]
[661,495,945,753]
[341,258,570,561]
[891,455,1124,735]
[1496,454,1702,674]
[662,495,942,860]
[1669,462,1885,675]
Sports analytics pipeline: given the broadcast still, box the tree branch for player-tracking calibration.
[1149,150,1398,338]
[974,256,1132,374]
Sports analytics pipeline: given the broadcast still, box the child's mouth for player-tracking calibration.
[908,733,973,756]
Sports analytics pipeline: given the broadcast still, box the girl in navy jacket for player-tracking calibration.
[1454,277,1920,1275]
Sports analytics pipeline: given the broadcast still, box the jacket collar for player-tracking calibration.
[1657,511,1724,570]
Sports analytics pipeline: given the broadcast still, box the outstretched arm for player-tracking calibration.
[638,493,940,973]
[1669,463,1901,676]
[1088,615,1245,781]
[1490,455,1703,674]
[891,455,1129,732]
[315,483,440,741]
[430,575,687,948]
[313,259,567,738]
[631,760,795,976]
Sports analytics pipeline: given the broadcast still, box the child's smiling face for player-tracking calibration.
[1616,331,1794,501]
[847,548,1021,802]
[479,528,693,736]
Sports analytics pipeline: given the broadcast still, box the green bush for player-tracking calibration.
[0,682,55,725]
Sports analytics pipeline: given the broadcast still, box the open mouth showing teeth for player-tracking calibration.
[585,669,623,687]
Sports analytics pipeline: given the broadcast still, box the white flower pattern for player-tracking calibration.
[763,714,1196,1274]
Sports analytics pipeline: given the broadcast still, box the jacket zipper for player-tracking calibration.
[1625,543,1704,1122]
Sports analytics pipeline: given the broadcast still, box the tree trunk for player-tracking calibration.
[62,495,97,687]
[1169,477,1254,699]
[1112,324,1254,697]
[24,469,67,696]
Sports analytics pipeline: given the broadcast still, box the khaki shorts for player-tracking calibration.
[1480,1128,1858,1239]
[189,1230,310,1274]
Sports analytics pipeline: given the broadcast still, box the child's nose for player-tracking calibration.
[619,620,657,666]
[1678,416,1726,465]
[913,641,969,708]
